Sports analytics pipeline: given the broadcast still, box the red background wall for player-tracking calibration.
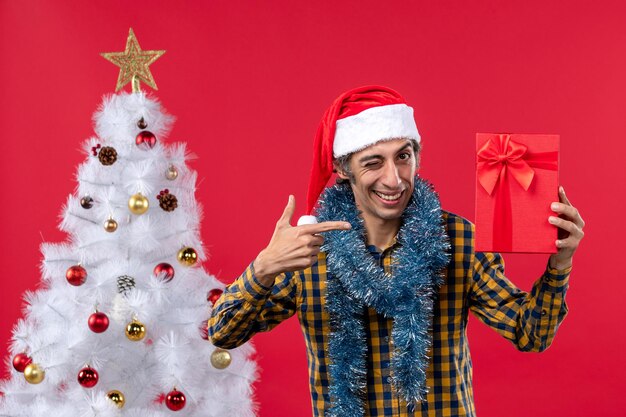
[1,1,623,416]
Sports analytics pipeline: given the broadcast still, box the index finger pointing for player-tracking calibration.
[277,195,296,226]
[298,221,352,234]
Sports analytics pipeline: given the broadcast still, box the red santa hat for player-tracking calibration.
[298,85,421,225]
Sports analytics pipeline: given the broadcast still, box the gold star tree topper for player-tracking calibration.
[101,28,165,92]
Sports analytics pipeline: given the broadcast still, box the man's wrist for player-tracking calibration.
[252,253,279,287]
[549,255,572,271]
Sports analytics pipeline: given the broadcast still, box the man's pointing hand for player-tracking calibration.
[253,195,351,287]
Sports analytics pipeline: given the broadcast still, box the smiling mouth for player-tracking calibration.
[373,190,403,202]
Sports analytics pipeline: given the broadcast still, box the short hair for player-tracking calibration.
[333,139,421,184]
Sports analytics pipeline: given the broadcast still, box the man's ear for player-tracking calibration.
[333,161,350,180]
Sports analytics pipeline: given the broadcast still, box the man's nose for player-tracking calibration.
[381,161,401,188]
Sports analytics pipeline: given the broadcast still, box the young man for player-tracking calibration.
[208,86,584,417]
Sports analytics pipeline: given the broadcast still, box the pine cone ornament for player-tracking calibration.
[98,146,118,166]
[157,189,178,212]
[117,275,136,295]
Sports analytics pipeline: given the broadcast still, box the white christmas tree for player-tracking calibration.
[0,29,257,417]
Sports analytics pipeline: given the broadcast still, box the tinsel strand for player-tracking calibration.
[317,177,450,415]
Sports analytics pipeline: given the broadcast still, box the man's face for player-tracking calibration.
[337,138,418,225]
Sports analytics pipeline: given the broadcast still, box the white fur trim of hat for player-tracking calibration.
[333,103,421,158]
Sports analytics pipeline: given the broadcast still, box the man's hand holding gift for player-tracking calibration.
[548,186,585,270]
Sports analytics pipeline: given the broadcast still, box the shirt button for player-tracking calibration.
[385,376,391,384]
[383,336,390,343]
[541,309,547,316]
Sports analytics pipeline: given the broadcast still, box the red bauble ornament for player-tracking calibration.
[165,389,186,411]
[207,288,223,305]
[153,263,175,282]
[88,312,109,333]
[12,353,32,373]
[77,366,99,388]
[135,131,157,149]
[66,265,87,286]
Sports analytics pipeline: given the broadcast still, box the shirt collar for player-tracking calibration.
[366,235,400,255]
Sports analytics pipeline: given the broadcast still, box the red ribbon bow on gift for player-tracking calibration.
[476,134,558,252]
[477,134,535,195]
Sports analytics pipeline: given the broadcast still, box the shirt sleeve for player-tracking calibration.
[207,262,301,349]
[468,252,570,352]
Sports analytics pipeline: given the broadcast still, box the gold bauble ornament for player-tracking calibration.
[24,363,45,384]
[177,247,198,266]
[125,319,146,341]
[210,348,232,370]
[104,218,118,233]
[107,390,126,408]
[166,165,179,181]
[128,193,149,215]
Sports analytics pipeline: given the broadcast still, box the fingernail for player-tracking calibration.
[344,223,352,229]
[548,216,557,223]
[559,186,564,194]
[556,240,562,247]
[551,203,559,210]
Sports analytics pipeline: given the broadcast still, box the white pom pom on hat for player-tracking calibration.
[296,215,318,226]
[298,85,420,225]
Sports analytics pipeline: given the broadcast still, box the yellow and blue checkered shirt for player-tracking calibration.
[208,211,570,416]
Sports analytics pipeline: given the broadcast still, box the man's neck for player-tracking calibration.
[362,215,401,251]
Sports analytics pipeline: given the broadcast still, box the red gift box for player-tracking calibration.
[475,133,559,253]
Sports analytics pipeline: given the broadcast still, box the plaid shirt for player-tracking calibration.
[208,211,570,416]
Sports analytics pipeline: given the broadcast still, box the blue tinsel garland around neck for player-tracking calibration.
[316,176,450,416]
